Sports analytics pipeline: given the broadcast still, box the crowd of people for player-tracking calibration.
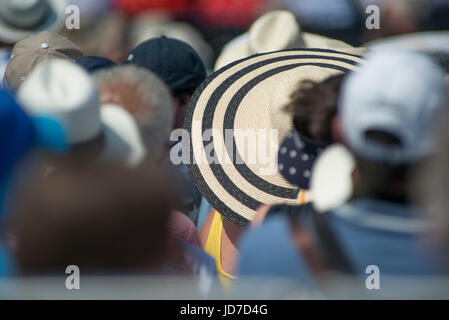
[1,0,449,299]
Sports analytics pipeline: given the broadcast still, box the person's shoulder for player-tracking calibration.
[241,203,318,254]
[243,215,291,247]
[237,216,309,279]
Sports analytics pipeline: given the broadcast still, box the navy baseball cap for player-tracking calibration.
[75,56,117,74]
[124,36,207,92]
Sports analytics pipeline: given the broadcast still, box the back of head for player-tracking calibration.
[285,74,345,144]
[277,74,345,191]
[94,65,173,160]
[8,157,174,275]
[124,36,206,93]
[339,50,448,198]
[3,31,83,91]
[17,60,148,167]
[340,50,448,165]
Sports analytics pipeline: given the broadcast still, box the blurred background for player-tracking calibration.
[58,0,449,70]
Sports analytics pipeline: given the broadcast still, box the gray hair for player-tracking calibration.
[94,65,173,159]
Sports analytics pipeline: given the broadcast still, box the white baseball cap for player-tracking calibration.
[339,50,448,164]
[16,59,146,167]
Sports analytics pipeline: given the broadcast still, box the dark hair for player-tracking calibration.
[172,88,196,130]
[8,156,176,275]
[284,74,345,143]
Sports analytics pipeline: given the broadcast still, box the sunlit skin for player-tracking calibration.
[200,210,244,275]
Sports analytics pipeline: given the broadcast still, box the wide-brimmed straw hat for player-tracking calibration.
[0,0,67,44]
[214,10,362,71]
[184,48,364,227]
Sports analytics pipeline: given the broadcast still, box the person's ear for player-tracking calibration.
[331,115,344,143]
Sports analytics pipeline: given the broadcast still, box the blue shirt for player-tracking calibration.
[238,198,446,283]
